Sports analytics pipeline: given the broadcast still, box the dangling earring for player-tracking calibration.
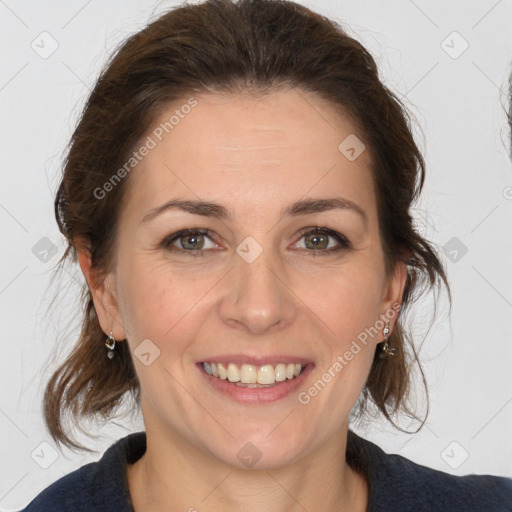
[379,321,396,358]
[105,330,116,359]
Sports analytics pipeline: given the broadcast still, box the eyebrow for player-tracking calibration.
[141,197,368,227]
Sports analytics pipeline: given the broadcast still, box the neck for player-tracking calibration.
[127,423,367,512]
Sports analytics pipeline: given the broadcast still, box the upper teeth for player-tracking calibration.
[203,362,303,385]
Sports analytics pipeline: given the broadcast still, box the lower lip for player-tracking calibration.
[197,363,314,404]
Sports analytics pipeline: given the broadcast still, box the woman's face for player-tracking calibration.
[92,87,406,469]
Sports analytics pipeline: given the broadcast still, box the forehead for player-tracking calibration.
[122,88,377,223]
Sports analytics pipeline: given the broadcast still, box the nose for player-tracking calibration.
[219,246,296,335]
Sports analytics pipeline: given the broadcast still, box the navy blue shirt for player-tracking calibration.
[20,430,512,511]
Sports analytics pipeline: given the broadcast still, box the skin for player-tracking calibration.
[78,87,407,512]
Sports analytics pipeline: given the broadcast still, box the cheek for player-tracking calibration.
[116,255,172,339]
[295,262,382,392]
[117,255,214,343]
[298,261,383,337]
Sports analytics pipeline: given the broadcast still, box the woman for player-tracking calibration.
[22,0,512,510]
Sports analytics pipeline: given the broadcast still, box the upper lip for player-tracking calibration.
[197,354,314,366]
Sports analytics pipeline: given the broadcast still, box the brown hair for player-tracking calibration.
[45,0,451,452]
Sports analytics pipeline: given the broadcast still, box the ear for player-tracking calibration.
[380,260,408,338]
[75,237,127,342]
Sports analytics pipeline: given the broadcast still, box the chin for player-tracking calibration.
[202,425,312,470]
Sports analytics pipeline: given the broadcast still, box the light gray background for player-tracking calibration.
[1,0,512,509]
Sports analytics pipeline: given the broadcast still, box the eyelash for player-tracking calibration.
[160,226,351,257]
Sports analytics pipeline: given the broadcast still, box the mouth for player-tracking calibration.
[202,361,307,387]
[197,359,314,403]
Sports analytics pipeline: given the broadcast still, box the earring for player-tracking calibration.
[379,321,396,358]
[105,331,116,359]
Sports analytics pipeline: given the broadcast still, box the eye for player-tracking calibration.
[161,229,218,255]
[294,227,351,255]
[160,226,351,257]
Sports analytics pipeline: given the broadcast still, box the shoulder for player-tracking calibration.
[19,431,146,512]
[347,430,512,512]
[375,449,512,511]
[19,465,90,512]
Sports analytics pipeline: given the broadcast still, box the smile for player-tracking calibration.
[202,361,306,387]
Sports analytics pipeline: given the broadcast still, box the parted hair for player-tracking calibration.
[46,0,451,451]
